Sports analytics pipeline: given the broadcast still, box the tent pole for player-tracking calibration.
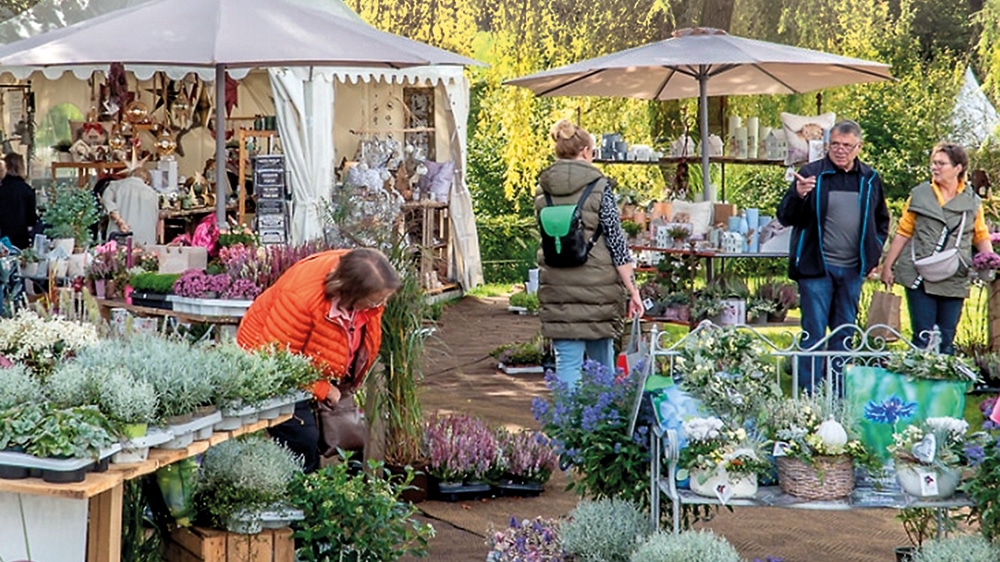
[215,64,228,230]
[699,69,713,202]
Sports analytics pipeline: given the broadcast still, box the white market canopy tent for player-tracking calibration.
[0,0,484,289]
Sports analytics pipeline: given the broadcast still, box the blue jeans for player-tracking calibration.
[797,264,863,394]
[905,284,964,355]
[552,338,615,387]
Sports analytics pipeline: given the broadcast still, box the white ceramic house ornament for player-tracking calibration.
[764,130,788,161]
[670,135,696,158]
[698,134,724,157]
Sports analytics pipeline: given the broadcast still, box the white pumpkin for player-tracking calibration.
[816,418,848,448]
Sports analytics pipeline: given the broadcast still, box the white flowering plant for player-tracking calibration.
[888,417,970,471]
[763,396,879,471]
[678,416,770,481]
[884,349,977,381]
[0,309,99,375]
[675,326,781,425]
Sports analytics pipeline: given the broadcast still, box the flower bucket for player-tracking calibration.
[896,465,961,500]
[689,468,757,502]
[93,278,106,299]
[716,298,746,326]
[844,366,967,464]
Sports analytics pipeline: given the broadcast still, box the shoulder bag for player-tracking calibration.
[911,211,967,283]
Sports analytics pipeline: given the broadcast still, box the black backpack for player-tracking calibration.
[538,178,604,268]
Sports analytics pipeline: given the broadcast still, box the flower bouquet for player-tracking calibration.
[763,396,874,500]
[888,416,969,499]
[679,416,769,502]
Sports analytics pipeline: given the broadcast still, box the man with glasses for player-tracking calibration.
[777,119,890,394]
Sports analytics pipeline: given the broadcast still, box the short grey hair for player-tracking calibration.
[831,119,863,141]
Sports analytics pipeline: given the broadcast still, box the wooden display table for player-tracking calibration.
[96,298,245,326]
[0,414,291,562]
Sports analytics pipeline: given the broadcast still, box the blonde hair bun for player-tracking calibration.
[550,119,579,142]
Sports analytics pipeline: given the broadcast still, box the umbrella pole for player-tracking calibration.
[215,64,228,230]
[698,71,713,202]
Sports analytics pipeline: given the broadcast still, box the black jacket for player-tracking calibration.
[0,174,37,250]
[776,157,890,279]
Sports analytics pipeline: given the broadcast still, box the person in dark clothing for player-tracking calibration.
[776,120,890,394]
[0,153,38,250]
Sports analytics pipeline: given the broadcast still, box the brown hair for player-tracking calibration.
[550,119,593,159]
[323,248,401,308]
[932,142,969,180]
[3,153,25,178]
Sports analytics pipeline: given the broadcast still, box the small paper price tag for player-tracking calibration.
[784,166,797,183]
[642,297,655,311]
[772,441,791,457]
[917,468,940,497]
[714,482,734,505]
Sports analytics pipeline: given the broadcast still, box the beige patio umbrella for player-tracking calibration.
[0,0,479,226]
[506,27,894,200]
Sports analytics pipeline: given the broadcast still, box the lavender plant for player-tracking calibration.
[532,360,650,505]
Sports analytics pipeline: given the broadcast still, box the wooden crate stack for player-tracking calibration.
[165,527,294,562]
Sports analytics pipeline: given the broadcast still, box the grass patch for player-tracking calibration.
[466,283,516,298]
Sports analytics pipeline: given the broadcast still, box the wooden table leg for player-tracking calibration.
[86,482,123,562]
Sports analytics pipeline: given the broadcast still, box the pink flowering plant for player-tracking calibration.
[222,278,262,300]
[485,516,567,562]
[172,269,231,298]
[973,251,1000,270]
[425,413,499,483]
[495,428,558,485]
[86,240,126,281]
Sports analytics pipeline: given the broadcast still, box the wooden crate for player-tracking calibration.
[165,526,294,562]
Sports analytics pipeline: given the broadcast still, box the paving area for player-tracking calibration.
[402,296,919,561]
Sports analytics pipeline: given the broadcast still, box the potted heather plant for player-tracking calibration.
[972,250,1000,282]
[424,413,498,500]
[493,428,557,496]
[490,341,545,375]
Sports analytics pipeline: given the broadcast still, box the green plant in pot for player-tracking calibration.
[0,363,44,411]
[490,341,545,368]
[967,432,1000,542]
[756,280,798,322]
[192,434,302,534]
[508,290,539,313]
[909,534,1000,562]
[96,368,158,439]
[367,235,432,469]
[290,454,434,561]
[43,182,100,249]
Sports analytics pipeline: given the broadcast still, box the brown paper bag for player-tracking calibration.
[867,290,901,341]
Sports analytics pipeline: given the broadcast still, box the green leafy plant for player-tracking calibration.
[630,530,742,562]
[290,455,435,561]
[129,272,182,294]
[560,498,650,562]
[621,219,643,239]
[756,280,799,318]
[42,182,100,247]
[490,341,544,366]
[896,507,959,549]
[193,435,302,529]
[967,435,1000,542]
[884,349,977,381]
[508,290,539,313]
[5,403,117,459]
[666,225,691,241]
[674,325,780,425]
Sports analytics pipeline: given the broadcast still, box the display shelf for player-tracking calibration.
[403,200,453,290]
[595,156,786,166]
[0,413,292,498]
[51,161,128,187]
[97,298,244,326]
[237,129,278,226]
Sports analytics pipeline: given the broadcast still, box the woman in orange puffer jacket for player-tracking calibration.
[237,248,399,471]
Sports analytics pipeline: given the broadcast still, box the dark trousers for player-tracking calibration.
[268,400,320,472]
[905,284,964,355]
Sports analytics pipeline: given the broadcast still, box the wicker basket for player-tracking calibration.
[776,455,855,500]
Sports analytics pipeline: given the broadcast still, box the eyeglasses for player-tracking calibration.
[828,141,860,152]
[930,160,952,168]
[362,296,389,309]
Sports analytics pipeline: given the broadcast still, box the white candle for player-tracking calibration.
[735,127,748,159]
[747,117,759,158]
